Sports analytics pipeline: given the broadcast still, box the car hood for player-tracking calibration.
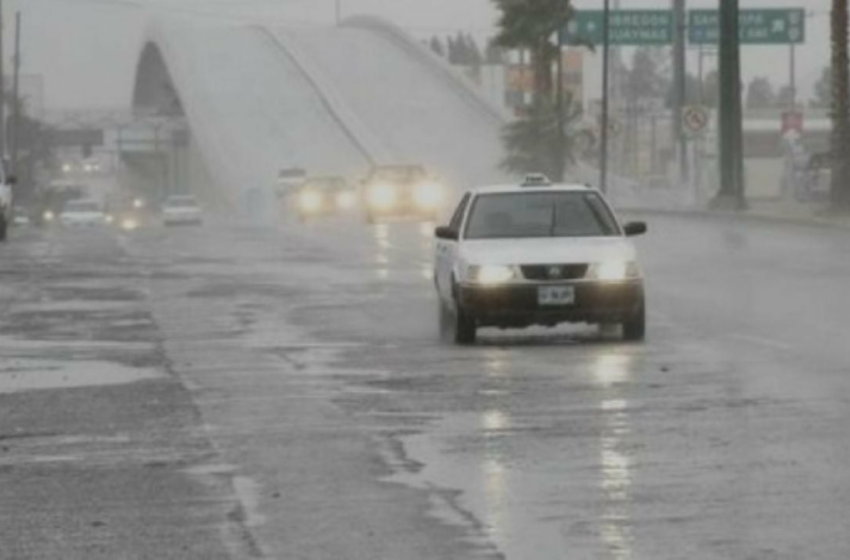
[459,236,637,265]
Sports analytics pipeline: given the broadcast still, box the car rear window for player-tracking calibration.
[464,191,620,240]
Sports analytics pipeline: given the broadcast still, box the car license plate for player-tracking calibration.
[538,286,575,306]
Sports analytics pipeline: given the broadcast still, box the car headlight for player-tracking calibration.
[299,190,323,212]
[133,198,145,210]
[470,265,517,286]
[121,218,138,231]
[105,214,115,224]
[43,210,55,222]
[414,182,442,209]
[336,191,356,210]
[587,261,641,281]
[367,183,396,210]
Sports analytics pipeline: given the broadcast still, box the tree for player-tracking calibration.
[463,34,483,67]
[484,39,506,65]
[500,94,583,181]
[624,47,669,103]
[492,0,575,103]
[665,73,700,109]
[776,85,795,108]
[812,66,831,109]
[746,77,776,109]
[429,36,445,58]
[493,0,576,180]
[831,0,850,208]
[701,70,720,107]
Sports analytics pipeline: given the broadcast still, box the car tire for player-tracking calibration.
[0,216,7,242]
[622,301,646,342]
[454,305,477,345]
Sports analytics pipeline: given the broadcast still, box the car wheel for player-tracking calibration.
[438,298,452,341]
[622,301,646,342]
[0,216,7,241]
[454,305,477,345]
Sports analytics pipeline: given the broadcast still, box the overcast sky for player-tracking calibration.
[6,0,833,111]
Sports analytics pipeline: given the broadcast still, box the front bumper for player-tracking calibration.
[458,280,644,328]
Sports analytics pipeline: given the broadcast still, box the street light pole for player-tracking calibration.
[599,0,611,193]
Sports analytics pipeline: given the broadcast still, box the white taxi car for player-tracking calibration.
[434,175,647,344]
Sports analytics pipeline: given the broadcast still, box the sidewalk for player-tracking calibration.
[610,183,850,231]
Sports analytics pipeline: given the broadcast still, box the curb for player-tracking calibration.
[619,206,850,232]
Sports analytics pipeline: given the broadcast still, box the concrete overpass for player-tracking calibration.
[130,16,512,217]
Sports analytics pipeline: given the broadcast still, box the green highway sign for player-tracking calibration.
[689,9,805,45]
[561,10,673,46]
[561,8,805,47]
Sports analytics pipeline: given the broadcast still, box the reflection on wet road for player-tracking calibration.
[6,215,850,559]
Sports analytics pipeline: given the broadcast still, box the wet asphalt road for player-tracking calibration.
[1,215,850,559]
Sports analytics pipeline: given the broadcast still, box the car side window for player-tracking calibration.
[448,194,471,233]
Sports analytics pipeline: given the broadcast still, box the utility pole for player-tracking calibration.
[10,10,19,179]
[599,0,611,193]
[715,0,745,209]
[555,31,565,182]
[672,0,688,184]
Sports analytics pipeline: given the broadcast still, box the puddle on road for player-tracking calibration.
[0,359,161,394]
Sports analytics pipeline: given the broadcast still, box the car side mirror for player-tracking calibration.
[623,221,647,237]
[435,226,459,241]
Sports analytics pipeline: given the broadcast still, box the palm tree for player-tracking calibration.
[492,0,575,103]
[493,0,577,180]
[831,0,850,209]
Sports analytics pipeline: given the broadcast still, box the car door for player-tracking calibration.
[435,193,471,302]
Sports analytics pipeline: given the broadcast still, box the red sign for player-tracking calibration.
[782,111,804,134]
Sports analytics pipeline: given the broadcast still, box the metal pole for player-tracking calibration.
[672,0,688,183]
[0,0,6,163]
[556,32,565,182]
[789,43,796,108]
[599,0,611,193]
[716,0,745,209]
[10,11,19,179]
[697,45,704,105]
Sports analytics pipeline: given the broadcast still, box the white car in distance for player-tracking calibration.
[60,199,106,227]
[434,175,648,344]
[162,195,203,226]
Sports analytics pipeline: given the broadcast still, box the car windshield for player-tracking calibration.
[464,191,620,239]
[166,197,198,209]
[64,200,100,213]
[370,166,426,183]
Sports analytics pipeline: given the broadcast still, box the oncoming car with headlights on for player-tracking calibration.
[295,176,357,222]
[434,176,648,344]
[361,164,444,224]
